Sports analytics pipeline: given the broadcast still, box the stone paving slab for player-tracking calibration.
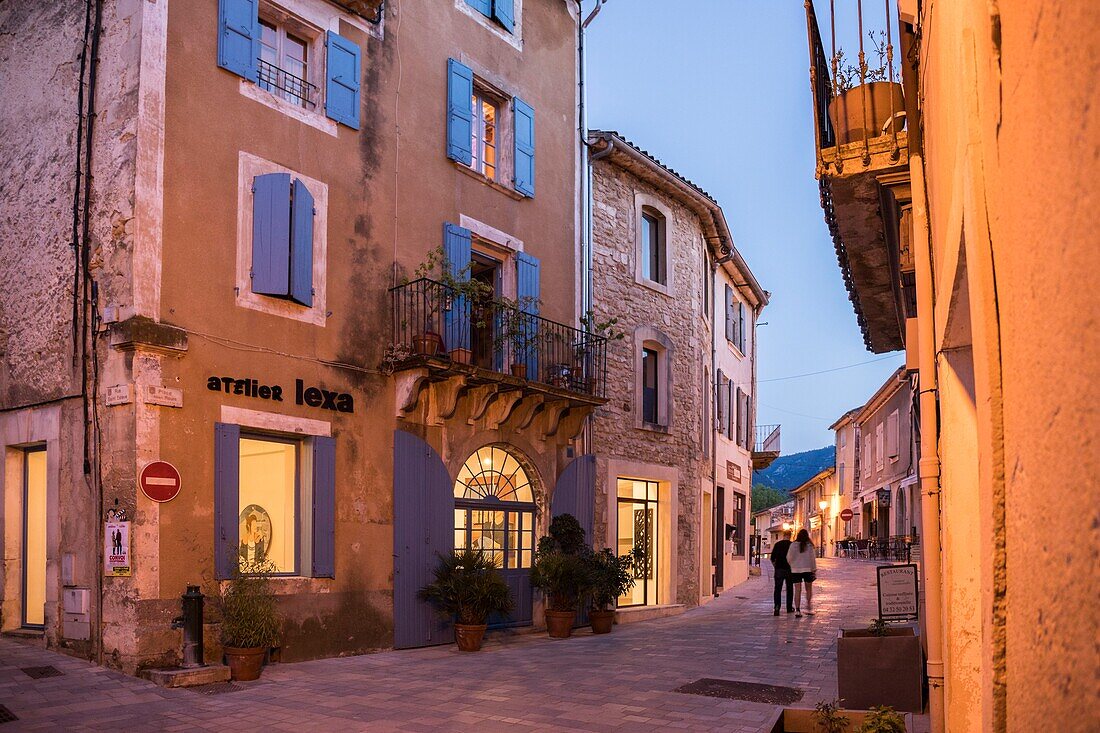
[0,559,929,732]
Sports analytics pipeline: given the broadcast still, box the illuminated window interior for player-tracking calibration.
[23,448,46,627]
[469,90,499,180]
[454,446,535,569]
[617,478,659,607]
[239,437,297,573]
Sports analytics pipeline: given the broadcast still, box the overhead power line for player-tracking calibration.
[759,355,899,383]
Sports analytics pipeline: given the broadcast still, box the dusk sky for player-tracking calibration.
[584,0,906,454]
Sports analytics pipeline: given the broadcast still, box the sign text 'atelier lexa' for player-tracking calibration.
[206,375,355,413]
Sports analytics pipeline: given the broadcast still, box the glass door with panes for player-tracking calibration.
[617,478,659,607]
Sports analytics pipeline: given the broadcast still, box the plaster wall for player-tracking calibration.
[589,159,708,606]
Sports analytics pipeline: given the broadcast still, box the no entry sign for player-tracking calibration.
[140,461,181,503]
[840,508,854,521]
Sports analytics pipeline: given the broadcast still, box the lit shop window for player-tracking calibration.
[617,478,659,607]
[23,447,47,628]
[454,446,535,569]
[238,436,298,574]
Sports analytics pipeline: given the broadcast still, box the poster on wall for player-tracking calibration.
[104,521,131,576]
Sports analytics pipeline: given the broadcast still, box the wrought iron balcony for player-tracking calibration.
[752,424,781,470]
[388,279,608,401]
[257,58,317,108]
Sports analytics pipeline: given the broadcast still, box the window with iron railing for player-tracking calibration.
[258,19,317,108]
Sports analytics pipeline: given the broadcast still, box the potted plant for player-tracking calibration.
[856,707,907,733]
[218,559,281,681]
[530,514,594,638]
[828,32,905,145]
[586,547,642,634]
[574,310,624,392]
[769,701,911,732]
[495,295,541,379]
[837,619,923,712]
[418,549,514,652]
[403,246,493,360]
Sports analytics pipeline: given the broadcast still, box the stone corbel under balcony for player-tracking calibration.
[108,316,188,356]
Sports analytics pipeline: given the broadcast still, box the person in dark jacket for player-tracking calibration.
[770,530,795,616]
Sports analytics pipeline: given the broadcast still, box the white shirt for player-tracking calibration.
[786,541,817,574]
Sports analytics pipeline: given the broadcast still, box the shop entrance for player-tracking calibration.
[22,447,46,628]
[454,445,534,627]
[617,478,659,607]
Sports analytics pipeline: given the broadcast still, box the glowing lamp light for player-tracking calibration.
[819,500,829,512]
[782,522,791,531]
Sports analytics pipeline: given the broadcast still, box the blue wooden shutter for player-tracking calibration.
[214,423,241,580]
[493,0,515,32]
[516,252,540,376]
[443,224,472,352]
[724,285,735,343]
[311,436,336,578]
[446,59,474,165]
[289,179,314,307]
[251,173,291,297]
[513,97,535,197]
[217,0,259,82]
[325,31,361,129]
[467,0,492,16]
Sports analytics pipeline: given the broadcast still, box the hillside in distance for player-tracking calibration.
[753,446,835,491]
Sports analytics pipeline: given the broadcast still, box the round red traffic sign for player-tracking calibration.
[840,508,854,522]
[140,461,182,503]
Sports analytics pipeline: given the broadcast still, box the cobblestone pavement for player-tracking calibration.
[0,559,929,732]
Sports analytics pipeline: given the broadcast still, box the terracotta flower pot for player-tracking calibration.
[510,363,527,379]
[589,609,615,634]
[414,332,443,356]
[449,347,473,364]
[827,81,905,145]
[453,623,487,652]
[224,646,265,681]
[545,609,576,639]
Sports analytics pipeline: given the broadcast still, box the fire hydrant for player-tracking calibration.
[171,585,205,668]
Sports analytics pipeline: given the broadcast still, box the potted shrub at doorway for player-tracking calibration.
[218,559,281,681]
[586,547,643,634]
[418,549,514,652]
[530,514,594,638]
[836,619,923,713]
[827,33,906,145]
[769,699,910,733]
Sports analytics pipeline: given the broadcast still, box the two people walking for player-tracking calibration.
[769,529,817,617]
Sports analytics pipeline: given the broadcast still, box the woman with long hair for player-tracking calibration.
[786,529,817,617]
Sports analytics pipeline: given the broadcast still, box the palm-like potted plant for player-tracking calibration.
[586,547,642,634]
[828,31,905,145]
[530,514,594,638]
[418,549,513,652]
[219,559,281,681]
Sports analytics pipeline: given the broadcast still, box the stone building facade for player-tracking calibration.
[587,131,767,611]
[0,0,591,672]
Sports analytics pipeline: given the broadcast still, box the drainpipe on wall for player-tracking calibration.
[910,151,946,733]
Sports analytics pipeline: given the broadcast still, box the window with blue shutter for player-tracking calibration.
[443,224,473,352]
[214,423,241,580]
[324,31,361,129]
[516,252,540,376]
[289,179,315,306]
[251,173,316,306]
[513,96,535,197]
[724,285,735,344]
[218,0,260,82]
[311,436,336,578]
[252,173,292,297]
[466,0,492,16]
[738,302,747,353]
[493,0,515,32]
[446,59,475,165]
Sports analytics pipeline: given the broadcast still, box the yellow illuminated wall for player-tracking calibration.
[24,449,46,626]
[238,438,297,573]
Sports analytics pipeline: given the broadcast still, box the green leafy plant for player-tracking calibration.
[530,514,595,612]
[402,246,496,347]
[856,706,906,733]
[579,310,625,341]
[868,617,889,637]
[418,549,514,625]
[219,559,282,649]
[813,699,850,733]
[587,547,643,611]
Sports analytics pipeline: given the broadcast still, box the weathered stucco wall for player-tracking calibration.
[590,158,707,606]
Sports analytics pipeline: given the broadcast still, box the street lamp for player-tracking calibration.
[818,500,829,557]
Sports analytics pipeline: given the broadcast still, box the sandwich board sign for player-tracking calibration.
[877,563,919,621]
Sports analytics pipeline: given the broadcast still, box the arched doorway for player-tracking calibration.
[453,445,536,627]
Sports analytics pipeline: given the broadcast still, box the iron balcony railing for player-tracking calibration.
[754,424,781,454]
[257,58,317,108]
[390,278,608,399]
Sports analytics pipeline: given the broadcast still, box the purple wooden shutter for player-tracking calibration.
[251,173,291,296]
[716,370,727,434]
[289,178,314,307]
[311,436,336,577]
[393,430,454,648]
[551,454,595,544]
[214,422,241,580]
[443,223,472,351]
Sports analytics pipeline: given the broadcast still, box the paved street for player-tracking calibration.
[0,559,927,732]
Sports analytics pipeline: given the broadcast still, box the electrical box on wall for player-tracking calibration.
[62,588,91,640]
[63,588,89,614]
